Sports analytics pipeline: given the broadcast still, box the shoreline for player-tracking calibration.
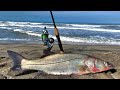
[0,40,120,46]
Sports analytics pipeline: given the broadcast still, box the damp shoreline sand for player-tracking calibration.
[0,43,120,79]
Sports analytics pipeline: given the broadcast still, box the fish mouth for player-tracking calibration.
[106,62,114,69]
[102,62,115,72]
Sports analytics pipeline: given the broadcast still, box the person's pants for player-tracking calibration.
[43,38,54,51]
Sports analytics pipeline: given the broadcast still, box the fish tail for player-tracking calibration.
[7,50,24,71]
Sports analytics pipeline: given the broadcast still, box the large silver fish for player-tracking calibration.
[7,50,114,75]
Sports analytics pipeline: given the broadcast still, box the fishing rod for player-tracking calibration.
[50,11,64,53]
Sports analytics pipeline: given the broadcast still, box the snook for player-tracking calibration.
[7,50,114,75]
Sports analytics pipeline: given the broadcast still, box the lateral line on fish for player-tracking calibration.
[25,58,82,65]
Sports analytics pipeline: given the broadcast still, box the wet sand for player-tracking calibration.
[0,43,120,79]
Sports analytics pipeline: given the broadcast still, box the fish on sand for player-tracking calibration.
[7,50,114,75]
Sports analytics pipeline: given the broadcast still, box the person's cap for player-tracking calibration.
[44,27,46,29]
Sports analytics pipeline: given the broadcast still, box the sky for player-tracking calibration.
[0,11,120,16]
[0,11,120,24]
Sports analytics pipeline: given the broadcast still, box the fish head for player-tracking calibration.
[85,58,115,73]
[95,61,115,72]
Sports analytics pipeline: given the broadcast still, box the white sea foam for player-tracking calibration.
[0,38,30,41]
[0,27,12,29]
[1,21,120,33]
[13,29,41,37]
[0,24,8,26]
[1,21,120,45]
[70,24,102,28]
[7,25,120,33]
[14,29,26,33]
[59,36,120,45]
[11,27,120,45]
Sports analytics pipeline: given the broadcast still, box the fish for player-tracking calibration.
[7,50,114,75]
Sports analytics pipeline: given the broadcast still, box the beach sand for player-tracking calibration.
[0,43,120,79]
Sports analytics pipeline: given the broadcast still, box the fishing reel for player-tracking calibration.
[49,38,54,43]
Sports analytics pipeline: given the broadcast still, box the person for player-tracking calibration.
[41,27,54,58]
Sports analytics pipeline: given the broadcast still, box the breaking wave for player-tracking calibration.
[0,21,120,45]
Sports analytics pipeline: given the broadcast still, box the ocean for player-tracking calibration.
[0,14,120,45]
